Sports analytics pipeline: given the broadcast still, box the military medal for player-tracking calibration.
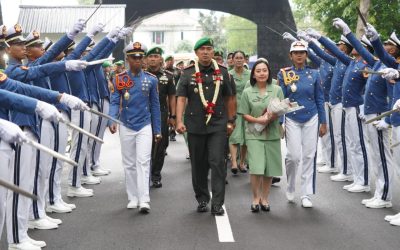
[290,83,297,93]
[124,90,130,100]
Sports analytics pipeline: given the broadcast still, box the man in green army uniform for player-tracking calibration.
[147,47,176,188]
[176,37,236,215]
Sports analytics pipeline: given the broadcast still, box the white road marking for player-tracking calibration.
[210,192,235,242]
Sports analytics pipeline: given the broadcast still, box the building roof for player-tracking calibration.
[136,10,200,31]
[18,4,126,33]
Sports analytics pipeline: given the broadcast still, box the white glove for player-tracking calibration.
[107,27,120,40]
[306,28,321,39]
[87,23,104,38]
[358,105,366,121]
[35,101,62,123]
[117,27,133,40]
[364,23,379,41]
[65,60,88,71]
[67,19,86,40]
[380,68,400,81]
[282,32,298,42]
[297,30,311,42]
[332,18,351,35]
[393,99,400,111]
[0,119,28,144]
[59,94,89,111]
[373,120,390,130]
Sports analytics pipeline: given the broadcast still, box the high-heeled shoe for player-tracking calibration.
[251,204,260,212]
[231,168,238,175]
[259,203,270,212]
[239,164,247,173]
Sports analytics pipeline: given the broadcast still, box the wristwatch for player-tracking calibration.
[169,115,176,119]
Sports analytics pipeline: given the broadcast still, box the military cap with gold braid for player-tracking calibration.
[384,32,400,50]
[146,46,164,56]
[43,37,53,52]
[124,41,147,57]
[0,25,8,48]
[194,37,214,50]
[5,24,25,45]
[25,30,43,47]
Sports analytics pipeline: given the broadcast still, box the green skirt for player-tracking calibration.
[229,114,245,145]
[246,139,282,176]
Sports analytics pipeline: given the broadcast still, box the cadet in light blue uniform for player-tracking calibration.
[109,41,161,213]
[307,47,337,173]
[302,30,355,182]
[310,29,369,188]
[334,18,394,207]
[3,24,88,249]
[278,41,327,208]
[66,27,120,197]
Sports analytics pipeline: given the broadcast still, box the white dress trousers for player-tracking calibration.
[119,124,152,204]
[343,106,369,186]
[320,103,337,168]
[68,110,91,187]
[285,115,319,196]
[0,140,13,239]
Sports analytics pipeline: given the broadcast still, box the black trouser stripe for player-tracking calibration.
[73,111,84,186]
[377,130,390,200]
[91,100,103,167]
[341,109,348,174]
[12,145,21,243]
[328,106,335,168]
[49,123,59,205]
[355,107,368,185]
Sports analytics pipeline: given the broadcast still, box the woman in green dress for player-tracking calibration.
[229,51,251,174]
[238,58,283,212]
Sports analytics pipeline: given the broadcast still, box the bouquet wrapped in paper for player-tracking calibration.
[247,98,304,134]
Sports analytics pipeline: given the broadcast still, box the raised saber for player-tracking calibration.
[89,108,121,125]
[279,21,297,34]
[25,139,78,166]
[60,118,104,144]
[265,25,282,37]
[84,3,103,25]
[356,7,368,28]
[359,69,384,75]
[86,57,115,66]
[0,178,38,200]
[365,109,399,124]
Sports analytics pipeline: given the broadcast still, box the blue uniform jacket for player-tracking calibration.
[67,36,110,105]
[371,38,400,126]
[94,39,116,100]
[4,58,65,137]
[278,66,326,124]
[0,89,37,119]
[314,37,347,105]
[308,49,334,103]
[345,32,392,117]
[109,70,161,134]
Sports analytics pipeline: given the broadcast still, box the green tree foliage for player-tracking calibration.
[175,40,193,53]
[222,15,257,56]
[198,11,227,51]
[293,0,400,40]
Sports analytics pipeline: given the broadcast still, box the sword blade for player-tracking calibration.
[265,25,282,37]
[25,139,78,166]
[84,3,103,24]
[0,178,38,200]
[279,21,297,34]
[89,108,121,125]
[86,57,115,66]
[62,120,104,144]
[365,109,399,124]
[356,7,368,27]
[359,69,384,75]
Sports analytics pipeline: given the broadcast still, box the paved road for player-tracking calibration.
[1,131,400,249]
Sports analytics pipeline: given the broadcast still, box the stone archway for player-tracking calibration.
[97,0,296,74]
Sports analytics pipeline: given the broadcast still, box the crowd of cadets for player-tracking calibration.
[1,15,400,250]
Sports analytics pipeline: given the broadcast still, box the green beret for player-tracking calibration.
[147,47,164,56]
[194,37,214,50]
[115,60,124,66]
[214,49,223,57]
[102,61,112,68]
[165,55,173,61]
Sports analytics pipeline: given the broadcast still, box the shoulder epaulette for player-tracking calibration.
[144,71,157,78]
[373,56,379,61]
[362,60,368,65]
[0,72,8,82]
